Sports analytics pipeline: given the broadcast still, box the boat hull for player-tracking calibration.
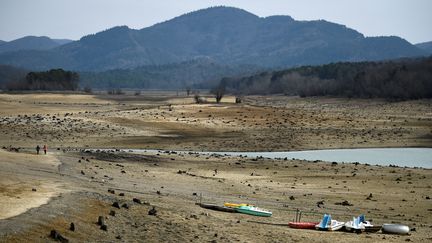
[288,222,319,229]
[382,224,410,235]
[235,206,272,217]
[196,203,236,213]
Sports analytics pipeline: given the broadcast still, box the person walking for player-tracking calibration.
[43,144,47,155]
[36,145,40,155]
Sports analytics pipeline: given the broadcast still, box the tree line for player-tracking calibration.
[5,69,79,91]
[220,57,432,100]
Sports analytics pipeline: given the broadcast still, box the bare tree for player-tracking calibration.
[212,85,225,103]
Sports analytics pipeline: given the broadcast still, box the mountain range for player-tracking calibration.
[0,6,427,73]
[0,36,72,54]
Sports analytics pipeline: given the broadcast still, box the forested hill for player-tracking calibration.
[0,6,426,71]
[79,58,262,89]
[220,57,432,100]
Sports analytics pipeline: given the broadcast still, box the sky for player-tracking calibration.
[0,0,431,44]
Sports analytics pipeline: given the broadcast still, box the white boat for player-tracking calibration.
[382,224,410,235]
[315,214,344,231]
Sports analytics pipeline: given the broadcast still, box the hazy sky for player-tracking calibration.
[0,0,431,44]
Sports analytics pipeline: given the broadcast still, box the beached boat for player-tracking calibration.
[235,205,272,217]
[224,202,252,208]
[345,216,366,232]
[288,222,320,229]
[347,214,381,233]
[382,224,410,235]
[196,203,236,213]
[315,214,344,231]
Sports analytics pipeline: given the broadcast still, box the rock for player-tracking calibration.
[335,200,353,206]
[80,170,85,175]
[50,230,69,243]
[316,200,325,208]
[116,235,122,239]
[148,206,157,216]
[69,222,75,231]
[112,202,120,208]
[32,188,37,192]
[121,203,129,209]
[132,198,142,204]
[119,193,125,196]
[97,216,105,226]
[289,196,295,200]
[109,210,116,216]
[100,224,108,231]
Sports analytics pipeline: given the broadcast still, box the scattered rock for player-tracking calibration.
[97,216,105,226]
[133,198,142,204]
[366,193,373,200]
[335,200,353,206]
[32,188,37,192]
[289,196,295,200]
[121,203,129,209]
[316,200,324,208]
[109,210,116,216]
[108,189,115,194]
[112,202,120,208]
[100,224,108,231]
[69,223,75,231]
[119,192,125,196]
[148,206,157,216]
[50,230,69,243]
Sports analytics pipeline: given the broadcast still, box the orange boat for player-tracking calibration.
[288,222,319,229]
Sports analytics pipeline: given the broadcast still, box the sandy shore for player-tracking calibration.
[0,92,431,242]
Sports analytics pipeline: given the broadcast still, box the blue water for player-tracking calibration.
[203,148,432,168]
[129,148,432,169]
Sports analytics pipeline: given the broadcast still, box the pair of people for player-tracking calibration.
[36,144,47,154]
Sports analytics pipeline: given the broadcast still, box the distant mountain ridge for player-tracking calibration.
[0,36,73,54]
[416,41,432,54]
[0,6,426,72]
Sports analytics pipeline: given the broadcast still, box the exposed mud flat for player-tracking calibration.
[0,92,431,242]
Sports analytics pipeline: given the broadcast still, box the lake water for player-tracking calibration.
[128,148,432,169]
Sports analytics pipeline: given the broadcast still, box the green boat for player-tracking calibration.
[235,205,272,217]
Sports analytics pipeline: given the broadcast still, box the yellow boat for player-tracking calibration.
[224,203,253,208]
